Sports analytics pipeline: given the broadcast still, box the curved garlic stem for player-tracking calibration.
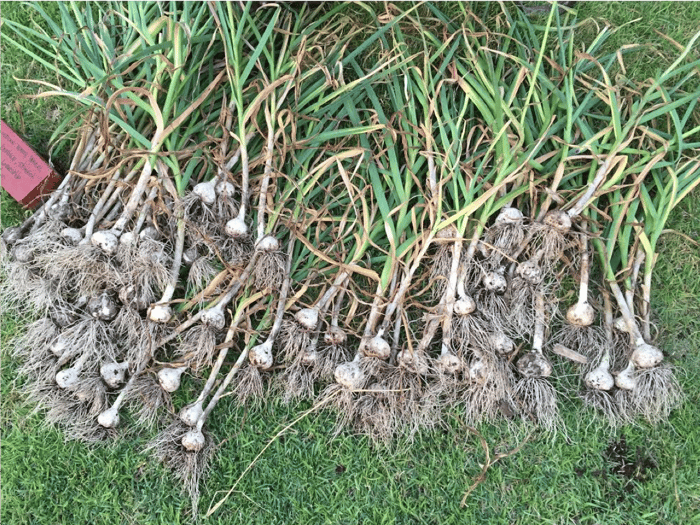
[80,170,123,243]
[132,186,159,239]
[180,314,241,426]
[55,351,92,389]
[566,234,595,326]
[567,156,615,219]
[389,307,403,365]
[149,202,187,323]
[193,241,294,429]
[256,109,276,243]
[439,236,463,359]
[28,173,74,234]
[517,291,553,378]
[155,250,262,348]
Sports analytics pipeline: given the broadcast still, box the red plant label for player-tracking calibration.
[1,119,61,209]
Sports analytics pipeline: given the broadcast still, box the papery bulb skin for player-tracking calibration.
[100,362,128,389]
[180,402,204,427]
[2,226,21,245]
[61,227,83,245]
[295,308,318,331]
[139,226,159,241]
[469,358,488,384]
[119,231,136,246]
[201,306,226,330]
[615,363,636,390]
[182,247,198,265]
[257,235,279,253]
[631,342,664,369]
[216,180,236,198]
[543,209,572,234]
[483,271,507,294]
[585,365,614,391]
[334,359,365,390]
[193,180,217,205]
[301,349,319,367]
[437,352,462,374]
[12,244,34,263]
[149,303,173,323]
[397,349,429,375]
[363,335,391,360]
[249,341,273,370]
[495,207,524,225]
[97,407,120,428]
[490,332,515,355]
[158,366,187,393]
[50,336,68,357]
[435,224,458,239]
[454,295,476,316]
[516,259,542,285]
[182,429,206,452]
[56,367,80,389]
[88,293,119,322]
[91,230,119,255]
[324,326,347,346]
[566,301,595,327]
[517,350,553,378]
[225,217,248,238]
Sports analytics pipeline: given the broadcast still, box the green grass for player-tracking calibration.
[2,2,700,524]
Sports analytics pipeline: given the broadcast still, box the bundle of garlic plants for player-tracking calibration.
[3,0,699,514]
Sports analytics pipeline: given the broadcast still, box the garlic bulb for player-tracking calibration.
[149,303,173,323]
[566,300,595,327]
[516,350,553,378]
[397,349,429,375]
[490,332,515,355]
[295,308,319,331]
[454,295,476,316]
[324,326,347,346]
[542,209,572,234]
[100,362,129,389]
[193,179,217,205]
[631,341,664,369]
[182,429,206,451]
[482,270,507,294]
[180,402,204,427]
[249,341,273,370]
[363,334,391,360]
[225,217,248,238]
[97,406,120,428]
[615,362,636,390]
[584,360,614,391]
[202,304,226,330]
[495,207,524,225]
[61,227,83,244]
[88,293,119,322]
[158,365,188,392]
[257,235,279,252]
[437,351,462,374]
[334,357,365,390]
[91,230,119,255]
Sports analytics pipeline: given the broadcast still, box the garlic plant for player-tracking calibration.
[3,0,698,516]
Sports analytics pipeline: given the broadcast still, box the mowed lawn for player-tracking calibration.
[2,2,700,524]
